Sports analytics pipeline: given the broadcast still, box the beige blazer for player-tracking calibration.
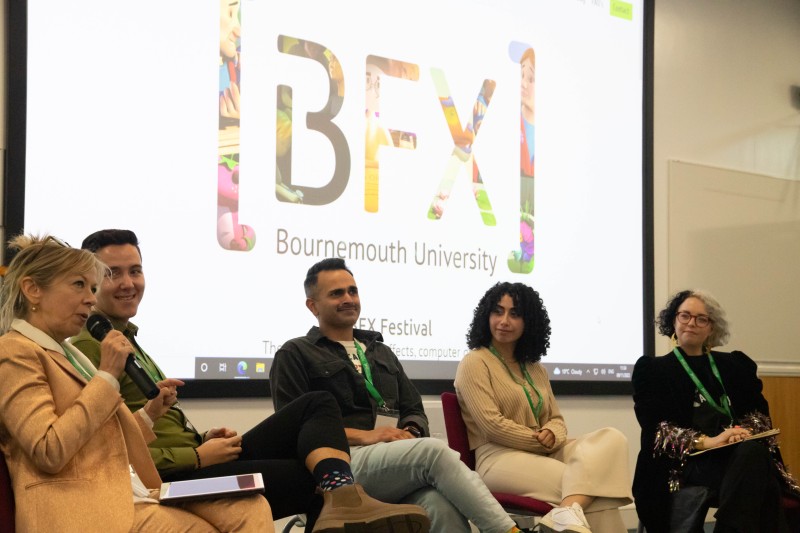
[0,328,161,532]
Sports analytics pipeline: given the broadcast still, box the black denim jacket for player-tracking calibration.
[270,327,429,435]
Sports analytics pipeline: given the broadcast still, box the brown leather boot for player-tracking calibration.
[311,483,430,533]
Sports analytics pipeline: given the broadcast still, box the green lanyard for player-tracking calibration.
[354,341,386,409]
[127,333,164,383]
[62,344,94,381]
[489,346,543,424]
[673,347,733,421]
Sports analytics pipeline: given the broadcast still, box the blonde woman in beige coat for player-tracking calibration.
[0,235,271,532]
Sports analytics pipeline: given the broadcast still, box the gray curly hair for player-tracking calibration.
[656,289,730,348]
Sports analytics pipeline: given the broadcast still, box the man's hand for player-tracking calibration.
[142,378,185,421]
[345,427,415,446]
[196,434,242,467]
[204,427,238,441]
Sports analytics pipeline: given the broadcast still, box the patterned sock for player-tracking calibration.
[313,458,355,492]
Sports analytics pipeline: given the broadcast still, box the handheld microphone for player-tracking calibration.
[86,314,160,400]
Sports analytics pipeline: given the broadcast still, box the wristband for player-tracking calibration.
[193,447,202,469]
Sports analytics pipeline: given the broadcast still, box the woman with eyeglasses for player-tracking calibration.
[632,289,798,533]
[455,282,632,533]
[0,235,271,532]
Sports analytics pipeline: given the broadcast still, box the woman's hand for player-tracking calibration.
[142,378,185,420]
[535,428,556,448]
[96,330,132,377]
[704,426,752,450]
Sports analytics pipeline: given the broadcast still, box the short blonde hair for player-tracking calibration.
[0,235,105,333]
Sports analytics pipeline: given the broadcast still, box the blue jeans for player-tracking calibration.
[350,438,515,533]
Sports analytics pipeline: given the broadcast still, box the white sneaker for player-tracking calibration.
[538,503,591,533]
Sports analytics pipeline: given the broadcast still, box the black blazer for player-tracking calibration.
[631,350,768,532]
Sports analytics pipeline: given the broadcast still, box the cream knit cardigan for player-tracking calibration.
[454,347,568,454]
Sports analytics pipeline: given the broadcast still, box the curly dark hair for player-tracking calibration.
[656,289,730,348]
[656,290,692,339]
[466,282,551,363]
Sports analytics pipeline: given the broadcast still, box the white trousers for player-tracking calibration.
[475,427,633,533]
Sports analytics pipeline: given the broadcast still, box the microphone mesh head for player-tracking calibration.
[86,314,113,341]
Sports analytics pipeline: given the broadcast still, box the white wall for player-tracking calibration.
[652,0,800,356]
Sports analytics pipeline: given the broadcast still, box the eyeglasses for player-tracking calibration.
[676,311,711,327]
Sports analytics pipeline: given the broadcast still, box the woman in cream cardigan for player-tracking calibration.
[454,282,631,533]
[0,235,271,532]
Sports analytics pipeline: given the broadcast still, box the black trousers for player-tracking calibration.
[163,391,349,528]
[683,440,787,533]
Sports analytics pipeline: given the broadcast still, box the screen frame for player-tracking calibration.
[3,0,655,397]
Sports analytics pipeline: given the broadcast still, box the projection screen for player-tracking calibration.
[5,0,653,395]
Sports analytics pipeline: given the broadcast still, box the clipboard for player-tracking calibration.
[689,428,780,456]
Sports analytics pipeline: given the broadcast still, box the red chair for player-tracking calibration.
[0,453,14,533]
[440,392,553,524]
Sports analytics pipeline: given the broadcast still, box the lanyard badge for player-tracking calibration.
[353,342,400,429]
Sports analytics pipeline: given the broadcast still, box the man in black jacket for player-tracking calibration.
[271,258,521,533]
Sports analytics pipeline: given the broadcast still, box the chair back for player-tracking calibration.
[0,453,15,533]
[440,391,554,517]
[440,392,475,470]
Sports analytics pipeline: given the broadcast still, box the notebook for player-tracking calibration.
[688,428,780,457]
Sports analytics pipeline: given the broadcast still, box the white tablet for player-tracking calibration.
[159,473,265,504]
